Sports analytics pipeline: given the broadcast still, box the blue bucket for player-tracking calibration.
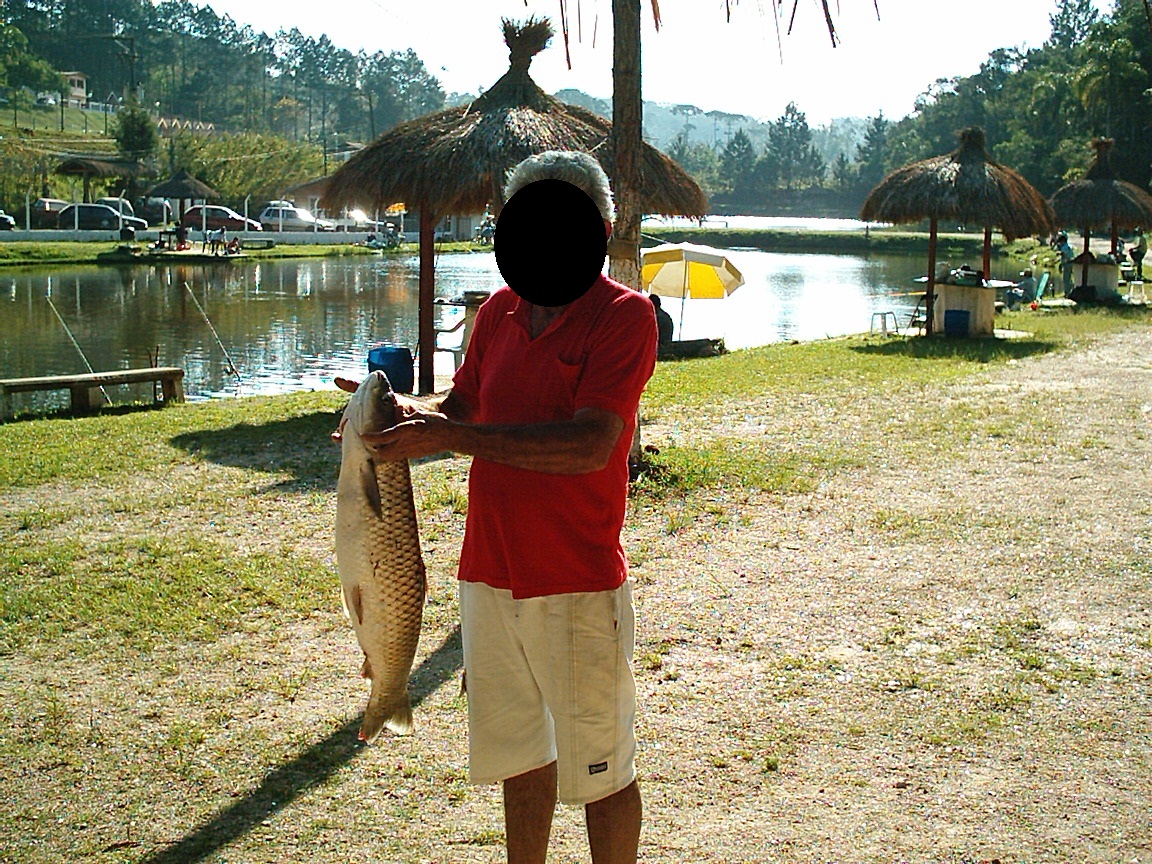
[366,344,414,393]
[943,309,970,337]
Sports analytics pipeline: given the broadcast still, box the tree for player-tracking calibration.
[113,99,159,160]
[1073,36,1145,137]
[765,102,825,190]
[719,128,758,200]
[666,132,721,197]
[1048,0,1100,52]
[0,23,61,92]
[831,152,854,190]
[854,113,890,192]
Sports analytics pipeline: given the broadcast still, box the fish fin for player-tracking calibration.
[361,461,383,518]
[359,688,414,742]
[360,655,373,680]
[341,581,363,627]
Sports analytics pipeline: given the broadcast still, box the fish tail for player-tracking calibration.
[358,687,414,742]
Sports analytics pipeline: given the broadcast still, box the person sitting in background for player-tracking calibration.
[650,294,674,352]
[1005,269,1037,310]
[1128,230,1147,280]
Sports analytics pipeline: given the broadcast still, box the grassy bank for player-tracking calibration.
[1,307,1149,862]
[0,239,439,267]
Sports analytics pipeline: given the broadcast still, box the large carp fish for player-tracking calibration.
[335,370,426,741]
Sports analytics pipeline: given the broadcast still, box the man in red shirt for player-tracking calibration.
[343,151,656,864]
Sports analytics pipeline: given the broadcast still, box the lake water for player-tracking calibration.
[0,244,1020,414]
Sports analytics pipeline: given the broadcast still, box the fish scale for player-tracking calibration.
[336,371,427,741]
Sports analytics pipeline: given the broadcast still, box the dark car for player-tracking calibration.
[57,203,148,231]
[0,209,15,230]
[29,197,70,228]
[137,197,173,225]
[180,205,262,232]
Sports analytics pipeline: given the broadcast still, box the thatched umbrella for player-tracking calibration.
[861,127,1054,335]
[55,156,146,203]
[146,169,220,224]
[1049,138,1152,290]
[322,16,707,393]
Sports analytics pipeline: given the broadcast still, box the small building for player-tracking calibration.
[61,72,88,108]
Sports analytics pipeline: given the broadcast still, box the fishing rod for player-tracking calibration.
[182,281,242,383]
[45,295,111,405]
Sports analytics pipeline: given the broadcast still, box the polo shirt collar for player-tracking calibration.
[507,275,608,335]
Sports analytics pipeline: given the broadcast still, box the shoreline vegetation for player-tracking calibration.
[0,226,1056,269]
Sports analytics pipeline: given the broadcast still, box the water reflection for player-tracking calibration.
[0,249,1016,414]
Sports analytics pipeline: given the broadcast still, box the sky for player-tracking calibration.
[191,0,1110,126]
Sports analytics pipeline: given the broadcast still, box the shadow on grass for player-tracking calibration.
[171,410,343,490]
[139,624,463,864]
[850,335,1058,362]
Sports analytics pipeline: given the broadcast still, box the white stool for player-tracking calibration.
[870,311,899,336]
[1127,281,1146,304]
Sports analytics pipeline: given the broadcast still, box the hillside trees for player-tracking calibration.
[0,23,60,92]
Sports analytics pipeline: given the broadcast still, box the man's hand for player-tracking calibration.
[360,410,453,461]
[331,377,433,444]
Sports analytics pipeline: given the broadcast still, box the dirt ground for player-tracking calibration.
[2,327,1150,863]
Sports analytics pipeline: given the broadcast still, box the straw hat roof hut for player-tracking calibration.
[1049,138,1152,290]
[861,127,1054,335]
[1049,138,1152,231]
[55,156,146,202]
[861,127,1053,239]
[146,169,220,201]
[322,16,707,393]
[322,18,706,220]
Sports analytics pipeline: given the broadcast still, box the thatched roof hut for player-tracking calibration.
[55,156,146,202]
[861,127,1054,335]
[322,18,706,220]
[1049,138,1152,287]
[146,169,220,202]
[322,17,707,392]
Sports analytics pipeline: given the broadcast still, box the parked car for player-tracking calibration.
[57,203,148,231]
[29,197,70,228]
[0,209,15,230]
[180,205,262,232]
[331,207,389,232]
[259,205,335,232]
[253,200,294,217]
[96,197,135,217]
[137,196,173,225]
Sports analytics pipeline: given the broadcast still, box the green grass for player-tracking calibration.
[0,532,332,656]
[1,308,1148,665]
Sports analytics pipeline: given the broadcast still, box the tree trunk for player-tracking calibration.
[608,0,642,292]
[609,0,645,467]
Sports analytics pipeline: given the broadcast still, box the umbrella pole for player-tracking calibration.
[1081,230,1091,288]
[418,211,436,395]
[677,261,687,336]
[982,227,992,284]
[925,218,938,336]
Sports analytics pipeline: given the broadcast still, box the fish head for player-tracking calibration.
[340,370,398,448]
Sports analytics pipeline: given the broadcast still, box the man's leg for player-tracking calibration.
[586,779,642,864]
[504,762,557,864]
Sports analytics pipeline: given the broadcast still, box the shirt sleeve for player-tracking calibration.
[451,291,506,407]
[573,291,657,422]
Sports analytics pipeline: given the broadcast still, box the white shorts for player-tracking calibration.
[458,579,637,806]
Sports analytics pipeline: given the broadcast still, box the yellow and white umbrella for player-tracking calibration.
[641,242,744,332]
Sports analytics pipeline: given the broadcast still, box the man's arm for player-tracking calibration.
[362,406,624,475]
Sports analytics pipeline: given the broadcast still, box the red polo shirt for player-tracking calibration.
[451,275,657,599]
